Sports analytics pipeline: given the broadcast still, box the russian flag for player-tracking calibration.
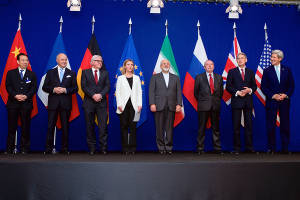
[182,21,207,110]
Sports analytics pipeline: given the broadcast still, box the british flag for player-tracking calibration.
[222,25,241,105]
[255,24,280,126]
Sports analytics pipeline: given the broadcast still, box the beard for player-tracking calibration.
[162,67,169,73]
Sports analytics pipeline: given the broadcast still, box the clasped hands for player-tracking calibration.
[15,94,27,101]
[53,87,67,94]
[237,87,252,97]
[150,104,181,112]
[272,93,287,101]
[92,93,103,102]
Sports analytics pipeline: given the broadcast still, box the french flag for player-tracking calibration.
[182,21,208,110]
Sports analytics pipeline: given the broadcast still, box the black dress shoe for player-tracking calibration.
[231,151,239,155]
[100,150,107,155]
[266,150,275,155]
[167,151,172,155]
[197,150,205,155]
[43,150,52,155]
[215,150,224,155]
[89,151,95,156]
[21,151,28,155]
[60,151,70,155]
[159,150,166,155]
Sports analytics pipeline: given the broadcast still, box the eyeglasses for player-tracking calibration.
[94,60,103,63]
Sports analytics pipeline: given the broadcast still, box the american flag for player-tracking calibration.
[255,25,280,126]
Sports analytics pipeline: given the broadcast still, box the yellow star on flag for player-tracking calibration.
[119,67,123,72]
[141,80,144,85]
[139,71,143,77]
[11,46,21,58]
[135,65,138,70]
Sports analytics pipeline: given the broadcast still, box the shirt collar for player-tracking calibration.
[57,66,65,71]
[274,64,281,68]
[18,67,26,72]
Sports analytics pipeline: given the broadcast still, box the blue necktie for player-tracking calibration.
[59,68,64,83]
[20,69,24,80]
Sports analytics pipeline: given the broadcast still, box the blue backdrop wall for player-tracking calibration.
[0,0,299,152]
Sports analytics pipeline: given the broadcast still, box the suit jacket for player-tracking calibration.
[226,67,257,109]
[194,72,223,111]
[81,68,110,109]
[6,68,37,109]
[42,66,78,110]
[115,74,142,114]
[261,65,295,109]
[149,72,182,112]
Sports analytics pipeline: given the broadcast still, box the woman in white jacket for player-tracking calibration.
[115,59,142,154]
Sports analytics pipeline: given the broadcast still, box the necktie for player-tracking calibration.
[94,70,98,84]
[209,74,214,94]
[275,66,280,83]
[20,69,24,80]
[241,68,245,81]
[59,68,64,83]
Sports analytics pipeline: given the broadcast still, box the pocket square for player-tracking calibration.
[66,75,71,78]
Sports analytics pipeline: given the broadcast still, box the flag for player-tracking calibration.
[153,35,184,127]
[254,30,280,126]
[182,27,207,111]
[113,34,147,127]
[0,29,38,118]
[37,33,80,128]
[76,33,109,123]
[222,34,241,105]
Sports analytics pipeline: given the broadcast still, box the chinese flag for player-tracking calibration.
[0,29,38,118]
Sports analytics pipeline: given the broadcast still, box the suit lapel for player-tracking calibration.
[88,68,97,85]
[159,73,168,89]
[213,73,219,93]
[270,66,280,85]
[123,75,132,91]
[202,73,211,93]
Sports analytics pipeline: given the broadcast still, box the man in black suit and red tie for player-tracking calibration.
[5,53,37,154]
[226,52,257,154]
[42,53,78,154]
[261,50,295,154]
[81,55,110,155]
[194,60,223,155]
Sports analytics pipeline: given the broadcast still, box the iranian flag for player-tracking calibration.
[153,35,184,127]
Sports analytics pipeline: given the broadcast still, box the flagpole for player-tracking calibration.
[18,13,22,31]
[128,18,132,35]
[165,19,168,36]
[52,16,63,155]
[264,23,268,41]
[92,15,95,34]
[233,22,237,38]
[14,14,23,154]
[197,20,200,37]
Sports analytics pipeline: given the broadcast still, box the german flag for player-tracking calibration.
[77,33,109,123]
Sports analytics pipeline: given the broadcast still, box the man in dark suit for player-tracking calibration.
[226,52,257,154]
[5,53,37,154]
[261,50,295,154]
[149,59,182,155]
[81,55,110,155]
[194,60,223,154]
[42,53,78,154]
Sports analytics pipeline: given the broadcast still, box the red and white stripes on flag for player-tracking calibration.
[254,28,280,126]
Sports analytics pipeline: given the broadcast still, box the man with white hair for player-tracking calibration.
[261,49,295,154]
[149,59,182,155]
[43,53,78,154]
[81,55,110,155]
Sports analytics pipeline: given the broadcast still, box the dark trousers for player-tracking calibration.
[119,100,137,152]
[45,108,71,152]
[7,107,32,152]
[266,103,290,152]
[197,110,221,151]
[154,106,175,152]
[84,106,108,152]
[232,108,253,151]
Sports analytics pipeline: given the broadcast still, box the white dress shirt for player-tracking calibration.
[162,72,169,88]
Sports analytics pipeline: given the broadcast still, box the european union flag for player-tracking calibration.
[114,34,147,127]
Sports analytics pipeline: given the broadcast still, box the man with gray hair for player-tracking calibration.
[81,55,110,155]
[261,50,295,154]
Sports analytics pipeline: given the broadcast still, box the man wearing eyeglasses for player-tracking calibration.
[81,55,110,155]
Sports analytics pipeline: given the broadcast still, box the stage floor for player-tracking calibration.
[1,152,300,200]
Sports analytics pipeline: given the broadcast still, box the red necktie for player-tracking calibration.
[209,74,214,94]
[94,70,98,84]
[241,68,245,81]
